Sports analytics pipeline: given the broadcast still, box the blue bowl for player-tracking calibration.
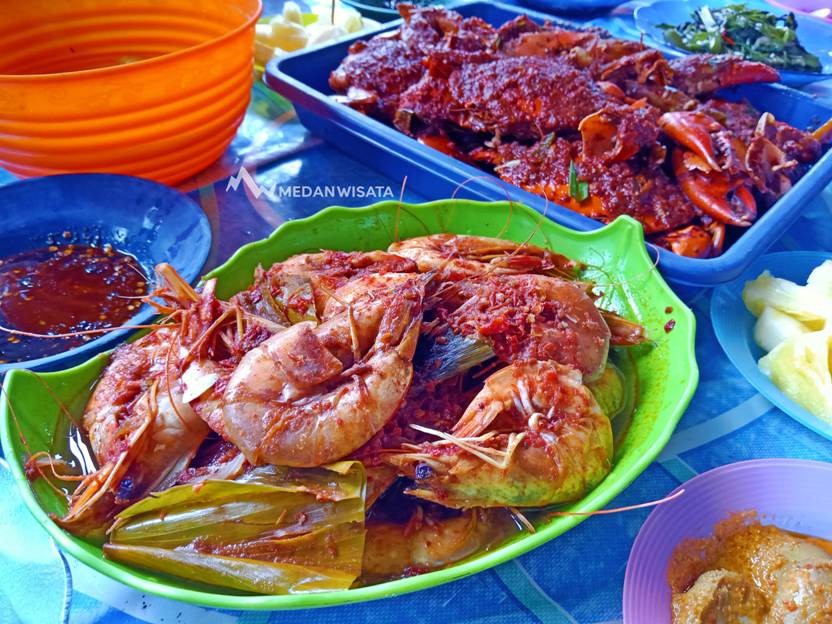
[0,174,211,375]
[265,0,832,286]
[711,251,832,442]
[518,0,626,17]
[339,0,399,22]
[635,0,832,87]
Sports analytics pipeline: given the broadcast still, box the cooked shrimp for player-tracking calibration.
[57,267,227,535]
[221,274,424,467]
[81,329,207,469]
[386,360,613,508]
[439,273,611,379]
[361,507,518,582]
[353,371,480,506]
[319,272,423,320]
[233,250,417,322]
[391,235,647,353]
[388,234,580,282]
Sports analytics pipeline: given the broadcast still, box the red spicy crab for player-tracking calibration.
[330,5,829,258]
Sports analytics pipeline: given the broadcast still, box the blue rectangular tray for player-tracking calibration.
[264,0,832,286]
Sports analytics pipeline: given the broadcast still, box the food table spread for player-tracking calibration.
[0,0,831,622]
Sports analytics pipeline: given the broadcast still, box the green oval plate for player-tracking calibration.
[0,199,698,610]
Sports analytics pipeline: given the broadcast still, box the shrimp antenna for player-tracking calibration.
[123,258,151,284]
[509,507,536,533]
[29,370,83,429]
[394,175,408,243]
[546,488,685,519]
[394,204,432,238]
[495,201,514,239]
[582,246,661,291]
[0,321,178,340]
[450,175,519,239]
[1,382,72,501]
[409,423,525,470]
[217,300,288,334]
[164,329,193,431]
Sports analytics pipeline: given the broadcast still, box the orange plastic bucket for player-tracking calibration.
[0,0,261,185]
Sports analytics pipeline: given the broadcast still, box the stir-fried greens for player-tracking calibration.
[659,4,821,72]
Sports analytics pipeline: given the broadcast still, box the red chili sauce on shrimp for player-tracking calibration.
[0,244,147,363]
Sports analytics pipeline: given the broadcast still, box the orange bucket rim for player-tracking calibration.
[0,0,262,83]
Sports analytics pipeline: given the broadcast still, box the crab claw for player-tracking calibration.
[672,149,757,227]
[659,111,727,171]
[669,54,780,96]
[579,102,660,163]
[597,80,629,102]
[813,117,832,145]
[652,225,714,258]
[332,86,379,116]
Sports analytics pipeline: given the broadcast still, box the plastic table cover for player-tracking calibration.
[1,1,831,622]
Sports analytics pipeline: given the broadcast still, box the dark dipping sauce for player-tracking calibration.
[0,244,147,364]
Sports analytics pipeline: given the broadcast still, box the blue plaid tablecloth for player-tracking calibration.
[2,2,831,623]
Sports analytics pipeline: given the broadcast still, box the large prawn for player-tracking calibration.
[388,233,581,282]
[436,273,612,380]
[221,273,425,467]
[361,506,518,582]
[386,360,613,508]
[55,266,232,535]
[390,234,647,349]
[233,250,418,324]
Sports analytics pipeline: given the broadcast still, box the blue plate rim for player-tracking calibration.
[0,173,211,375]
[634,0,832,81]
[710,249,832,442]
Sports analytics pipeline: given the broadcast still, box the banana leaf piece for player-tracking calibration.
[104,462,366,594]
[105,544,357,594]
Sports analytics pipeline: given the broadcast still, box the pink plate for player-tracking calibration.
[623,459,832,622]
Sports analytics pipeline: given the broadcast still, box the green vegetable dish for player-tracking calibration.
[659,4,821,72]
